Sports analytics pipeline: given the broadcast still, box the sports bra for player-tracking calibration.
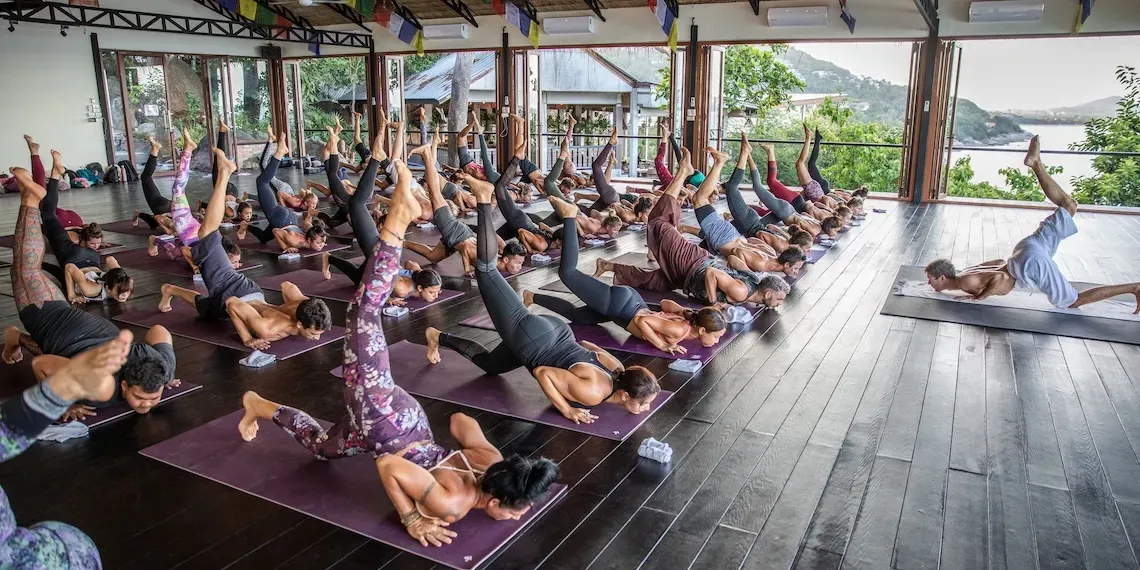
[566,353,622,409]
[415,450,484,520]
[74,270,107,302]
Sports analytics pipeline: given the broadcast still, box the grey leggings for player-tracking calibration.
[751,168,798,221]
[458,145,474,168]
[588,144,618,211]
[724,168,768,238]
[532,217,646,328]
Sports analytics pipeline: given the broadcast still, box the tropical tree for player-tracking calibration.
[1069,66,1140,207]
[656,44,805,118]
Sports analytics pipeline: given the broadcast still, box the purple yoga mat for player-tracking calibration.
[568,322,743,363]
[459,313,496,330]
[140,410,566,570]
[99,219,163,237]
[806,245,827,264]
[352,250,543,280]
[331,341,673,440]
[235,235,350,257]
[113,303,346,359]
[81,382,203,428]
[256,269,464,309]
[111,247,263,278]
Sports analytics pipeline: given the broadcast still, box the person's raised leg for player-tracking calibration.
[1025,135,1077,216]
[807,129,830,194]
[349,133,383,255]
[795,123,813,186]
[199,148,237,239]
[693,147,729,209]
[475,116,500,183]
[38,153,76,261]
[323,126,352,204]
[213,114,229,187]
[24,135,44,187]
[8,168,63,311]
[140,135,171,215]
[589,129,619,209]
[724,135,762,234]
[169,127,201,244]
[157,283,200,312]
[1069,283,1140,311]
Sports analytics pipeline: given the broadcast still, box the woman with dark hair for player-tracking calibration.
[235,160,556,547]
[524,197,728,355]
[424,132,662,425]
[63,258,134,305]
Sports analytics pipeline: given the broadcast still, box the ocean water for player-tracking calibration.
[952,124,1096,192]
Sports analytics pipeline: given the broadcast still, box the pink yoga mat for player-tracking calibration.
[110,247,263,279]
[81,382,202,427]
[330,341,673,441]
[113,303,346,360]
[256,269,464,308]
[140,410,566,570]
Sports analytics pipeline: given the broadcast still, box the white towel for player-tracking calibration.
[725,305,753,324]
[279,252,301,261]
[530,253,552,263]
[382,306,409,317]
[240,350,277,368]
[668,358,703,373]
[38,421,89,443]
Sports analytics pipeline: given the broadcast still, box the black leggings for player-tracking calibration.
[326,158,382,286]
[41,179,99,269]
[438,203,571,374]
[807,132,830,195]
[252,157,298,243]
[141,154,171,221]
[494,158,539,240]
[478,134,500,184]
[212,130,228,189]
[543,158,568,200]
[532,218,646,328]
[588,144,618,212]
[723,168,766,238]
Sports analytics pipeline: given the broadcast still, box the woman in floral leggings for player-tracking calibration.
[235,159,446,468]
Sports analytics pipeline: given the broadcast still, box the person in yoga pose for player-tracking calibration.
[4,167,176,421]
[580,129,624,212]
[236,161,557,547]
[597,150,791,307]
[0,329,135,569]
[654,123,707,189]
[424,163,661,425]
[156,133,332,350]
[925,136,1140,311]
[471,112,501,184]
[235,133,330,252]
[62,257,133,305]
[755,143,841,238]
[523,197,728,355]
[538,117,577,201]
[455,110,489,181]
[131,135,176,232]
[21,135,86,230]
[687,144,807,276]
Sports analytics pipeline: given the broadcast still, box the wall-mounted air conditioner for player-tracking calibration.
[422,23,469,40]
[542,15,596,35]
[767,6,829,27]
[969,0,1045,23]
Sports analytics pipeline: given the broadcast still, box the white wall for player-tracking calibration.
[0,25,107,168]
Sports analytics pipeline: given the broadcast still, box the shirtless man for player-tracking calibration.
[157,148,333,350]
[688,147,807,277]
[926,136,1140,311]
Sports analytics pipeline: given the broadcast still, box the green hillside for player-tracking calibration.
[779,47,1029,145]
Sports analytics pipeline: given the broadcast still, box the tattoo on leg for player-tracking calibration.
[13,205,63,310]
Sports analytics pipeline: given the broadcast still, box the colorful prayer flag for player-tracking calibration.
[1074,0,1094,32]
[376,7,425,54]
[839,0,856,34]
[357,0,376,18]
[649,0,678,52]
[502,1,539,48]
[238,0,258,20]
[308,43,320,56]
[219,0,238,11]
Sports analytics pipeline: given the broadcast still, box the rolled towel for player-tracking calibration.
[530,253,552,263]
[638,437,673,463]
[668,358,703,373]
[383,306,410,317]
[279,252,301,261]
[37,421,89,443]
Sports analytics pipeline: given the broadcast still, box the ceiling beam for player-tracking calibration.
[746,0,758,16]
[189,0,270,38]
[0,0,373,47]
[322,2,372,32]
[437,0,480,27]
[913,0,938,33]
[579,0,605,21]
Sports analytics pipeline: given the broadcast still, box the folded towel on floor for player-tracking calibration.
[279,252,301,261]
[530,253,552,263]
[725,305,753,324]
[38,421,89,443]
[240,350,277,368]
[668,358,703,373]
[382,306,410,317]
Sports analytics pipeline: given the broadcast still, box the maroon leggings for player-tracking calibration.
[30,154,82,227]
[766,161,800,202]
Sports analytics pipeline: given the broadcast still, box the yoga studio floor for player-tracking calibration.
[4,168,1140,570]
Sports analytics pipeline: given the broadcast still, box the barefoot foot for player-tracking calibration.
[549,196,580,219]
[158,284,175,313]
[522,289,535,307]
[320,252,332,280]
[10,167,46,206]
[425,327,443,364]
[47,330,132,402]
[1024,135,1041,169]
[238,391,263,442]
[24,135,39,155]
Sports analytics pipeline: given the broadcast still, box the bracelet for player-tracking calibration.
[399,509,422,527]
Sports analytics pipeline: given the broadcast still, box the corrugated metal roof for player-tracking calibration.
[404,52,497,105]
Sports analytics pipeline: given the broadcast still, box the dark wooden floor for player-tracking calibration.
[3,168,1140,570]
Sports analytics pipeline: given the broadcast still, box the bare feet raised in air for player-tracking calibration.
[802,122,811,139]
[425,327,443,364]
[50,149,65,178]
[677,148,694,178]
[707,146,729,164]
[48,329,133,403]
[1024,135,1041,169]
[740,132,752,155]
[24,135,39,155]
[181,127,198,154]
[218,114,229,132]
[274,132,290,159]
[10,167,46,207]
[568,115,577,129]
[609,128,619,145]
[147,135,162,156]
[213,148,236,177]
[464,174,495,204]
[549,196,580,219]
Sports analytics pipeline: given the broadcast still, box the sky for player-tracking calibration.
[795,36,1139,112]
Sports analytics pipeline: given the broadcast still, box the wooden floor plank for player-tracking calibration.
[940,469,989,570]
[950,325,988,474]
[1010,331,1068,491]
[1028,483,1087,569]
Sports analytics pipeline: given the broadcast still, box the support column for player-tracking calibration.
[367,45,379,138]
[906,31,942,204]
[628,92,640,177]
[89,32,114,164]
[498,31,512,173]
[613,100,624,174]
[682,22,699,159]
